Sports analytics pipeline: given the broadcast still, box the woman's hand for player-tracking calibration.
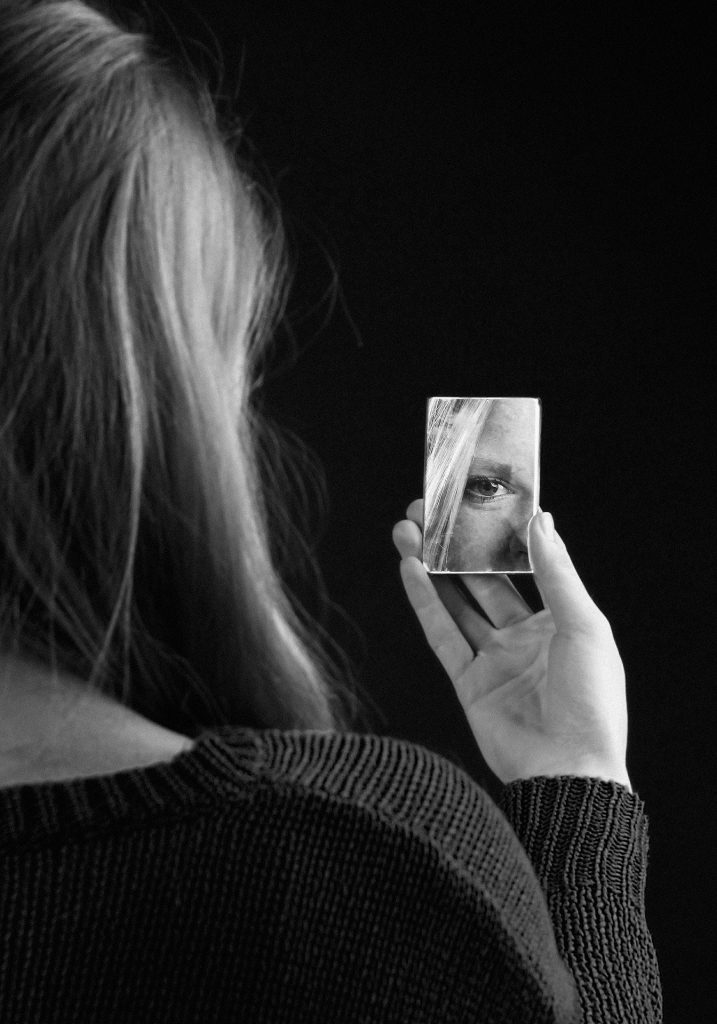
[392,500,632,790]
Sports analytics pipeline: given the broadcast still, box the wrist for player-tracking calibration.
[511,760,632,793]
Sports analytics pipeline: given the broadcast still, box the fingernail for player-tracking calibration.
[539,511,555,539]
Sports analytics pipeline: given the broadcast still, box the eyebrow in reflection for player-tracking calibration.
[469,459,513,477]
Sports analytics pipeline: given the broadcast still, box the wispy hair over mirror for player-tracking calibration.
[423,398,492,571]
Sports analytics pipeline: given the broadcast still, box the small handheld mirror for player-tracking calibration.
[422,397,541,573]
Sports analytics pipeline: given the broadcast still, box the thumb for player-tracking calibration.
[528,511,606,634]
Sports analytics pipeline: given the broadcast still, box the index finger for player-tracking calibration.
[406,498,424,525]
[399,556,478,682]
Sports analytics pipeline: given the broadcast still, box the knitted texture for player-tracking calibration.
[0,727,662,1023]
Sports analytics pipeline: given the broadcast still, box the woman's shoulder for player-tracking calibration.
[222,725,536,887]
[222,726,649,915]
[1,724,582,1023]
[1,725,503,849]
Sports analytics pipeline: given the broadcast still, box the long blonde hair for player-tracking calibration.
[423,398,493,571]
[0,0,372,736]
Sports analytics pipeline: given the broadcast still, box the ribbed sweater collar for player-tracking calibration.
[0,725,261,851]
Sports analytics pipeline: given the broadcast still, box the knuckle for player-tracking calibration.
[566,611,615,644]
[591,609,614,637]
[430,635,453,657]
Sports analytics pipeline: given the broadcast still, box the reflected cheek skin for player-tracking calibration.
[453,492,533,543]
[450,502,511,558]
[471,493,533,531]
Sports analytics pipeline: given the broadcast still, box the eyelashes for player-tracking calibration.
[464,475,514,504]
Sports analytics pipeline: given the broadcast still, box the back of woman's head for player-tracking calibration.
[0,0,367,735]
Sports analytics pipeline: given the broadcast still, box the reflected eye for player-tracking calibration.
[464,476,514,504]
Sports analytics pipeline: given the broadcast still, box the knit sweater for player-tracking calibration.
[0,726,662,1023]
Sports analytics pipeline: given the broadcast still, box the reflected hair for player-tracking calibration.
[0,0,371,736]
[424,398,492,571]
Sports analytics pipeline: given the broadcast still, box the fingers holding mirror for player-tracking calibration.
[406,498,424,527]
[392,519,422,560]
[460,574,534,629]
[396,556,492,678]
[399,498,533,629]
[393,511,494,652]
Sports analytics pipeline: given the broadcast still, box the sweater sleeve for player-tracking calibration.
[497,776,663,1024]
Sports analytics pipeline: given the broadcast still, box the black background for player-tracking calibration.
[133,2,712,1018]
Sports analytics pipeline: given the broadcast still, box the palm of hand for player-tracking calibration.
[393,502,630,788]
[458,607,624,783]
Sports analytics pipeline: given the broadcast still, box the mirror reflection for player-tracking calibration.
[423,397,541,573]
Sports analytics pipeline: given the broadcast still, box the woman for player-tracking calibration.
[0,2,662,1021]
[424,396,539,572]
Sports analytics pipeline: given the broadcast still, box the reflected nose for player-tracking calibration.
[507,523,529,564]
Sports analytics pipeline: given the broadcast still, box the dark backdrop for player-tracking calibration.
[133,2,712,1019]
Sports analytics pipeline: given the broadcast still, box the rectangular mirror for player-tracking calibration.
[422,397,541,573]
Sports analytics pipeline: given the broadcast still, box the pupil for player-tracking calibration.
[476,478,498,495]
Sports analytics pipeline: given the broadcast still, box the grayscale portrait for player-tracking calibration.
[422,397,541,573]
